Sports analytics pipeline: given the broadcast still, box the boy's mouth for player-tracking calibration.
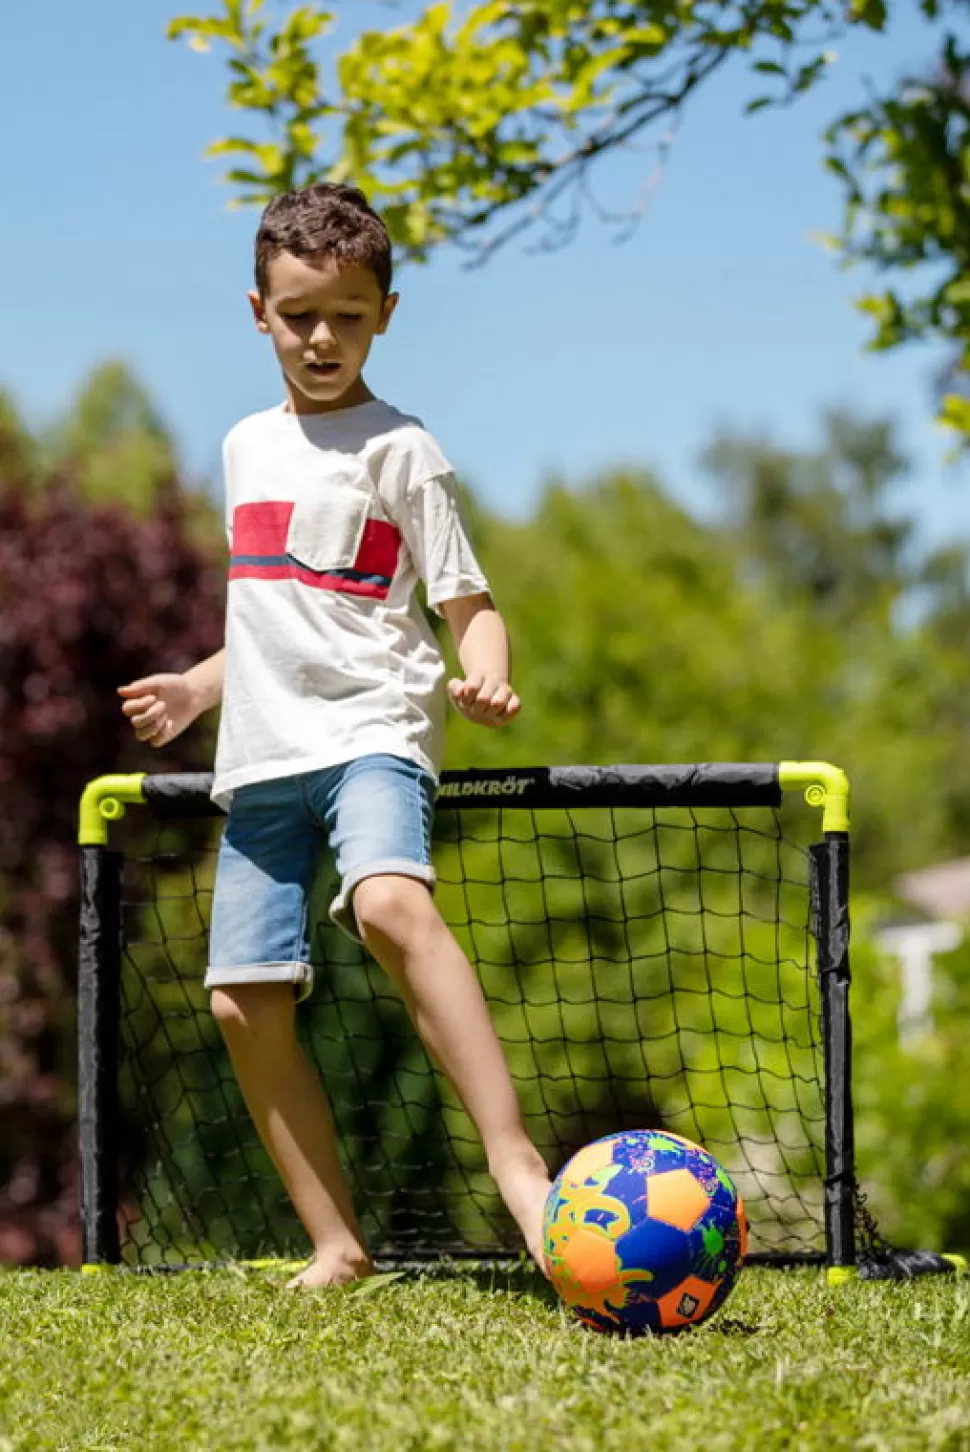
[305,360,341,378]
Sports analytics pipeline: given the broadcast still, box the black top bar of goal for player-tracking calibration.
[141,763,782,818]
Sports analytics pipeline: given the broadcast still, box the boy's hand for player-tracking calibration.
[117,674,200,748]
[448,675,521,728]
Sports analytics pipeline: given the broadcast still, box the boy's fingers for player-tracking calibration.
[130,702,166,728]
[473,681,514,712]
[474,676,502,705]
[481,691,511,719]
[448,676,519,722]
[121,695,157,717]
[449,676,486,705]
[142,723,169,746]
[118,680,160,695]
[479,692,520,727]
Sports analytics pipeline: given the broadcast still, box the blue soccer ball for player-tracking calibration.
[543,1130,748,1334]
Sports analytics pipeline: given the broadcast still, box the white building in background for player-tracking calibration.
[875,857,970,1047]
[874,919,961,1046]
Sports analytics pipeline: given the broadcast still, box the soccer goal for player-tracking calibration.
[76,761,958,1280]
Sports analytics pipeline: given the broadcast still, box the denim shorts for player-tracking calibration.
[205,754,436,1000]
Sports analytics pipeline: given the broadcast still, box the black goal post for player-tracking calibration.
[76,761,964,1281]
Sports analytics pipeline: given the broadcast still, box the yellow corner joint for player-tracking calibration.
[78,774,148,847]
[778,762,850,834]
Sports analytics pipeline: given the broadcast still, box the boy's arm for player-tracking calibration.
[387,458,515,725]
[118,647,225,748]
[183,648,226,713]
[439,594,520,728]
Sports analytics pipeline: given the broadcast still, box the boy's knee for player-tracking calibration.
[210,982,295,1040]
[353,874,436,947]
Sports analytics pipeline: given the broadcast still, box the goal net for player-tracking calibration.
[76,761,898,1275]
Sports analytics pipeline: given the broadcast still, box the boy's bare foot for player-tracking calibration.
[490,1146,553,1277]
[286,1248,374,1290]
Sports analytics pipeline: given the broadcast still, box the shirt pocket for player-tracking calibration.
[285,479,373,574]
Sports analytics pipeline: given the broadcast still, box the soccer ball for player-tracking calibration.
[543,1129,747,1335]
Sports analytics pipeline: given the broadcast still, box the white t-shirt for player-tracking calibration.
[210,399,490,810]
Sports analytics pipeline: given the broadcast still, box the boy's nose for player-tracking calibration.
[309,319,336,348]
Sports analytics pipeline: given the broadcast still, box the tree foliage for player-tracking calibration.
[41,363,179,516]
[0,383,225,1266]
[819,32,970,448]
[442,416,970,892]
[849,917,970,1254]
[164,0,855,251]
[823,33,970,440]
[168,0,970,439]
[706,412,910,620]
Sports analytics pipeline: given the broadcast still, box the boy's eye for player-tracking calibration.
[283,311,310,322]
[338,313,363,322]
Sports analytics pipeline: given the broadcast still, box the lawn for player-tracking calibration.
[0,1264,968,1451]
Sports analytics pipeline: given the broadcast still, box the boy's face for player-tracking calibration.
[249,251,397,414]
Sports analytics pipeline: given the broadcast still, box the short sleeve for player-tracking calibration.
[399,472,490,613]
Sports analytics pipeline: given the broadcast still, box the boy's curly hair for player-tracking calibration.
[254,183,393,299]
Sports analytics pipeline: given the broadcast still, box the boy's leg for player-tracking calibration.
[353,875,552,1268]
[322,754,552,1268]
[206,776,370,1288]
[211,983,372,1287]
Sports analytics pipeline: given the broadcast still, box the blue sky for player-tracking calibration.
[2,0,967,546]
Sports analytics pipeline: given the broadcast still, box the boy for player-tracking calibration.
[118,183,552,1288]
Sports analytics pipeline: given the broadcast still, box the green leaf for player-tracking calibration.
[342,1271,408,1297]
[939,392,970,439]
[944,279,970,306]
[847,0,888,29]
[223,167,274,186]
[204,136,262,158]
[625,24,669,48]
[807,230,844,255]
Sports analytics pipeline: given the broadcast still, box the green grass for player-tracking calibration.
[0,1266,968,1451]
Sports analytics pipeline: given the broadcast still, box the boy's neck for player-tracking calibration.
[282,376,376,416]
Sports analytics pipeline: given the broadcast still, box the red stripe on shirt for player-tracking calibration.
[231,503,400,579]
[229,562,391,598]
[233,501,293,555]
[354,518,401,578]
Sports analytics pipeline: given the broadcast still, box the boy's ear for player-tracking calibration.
[248,289,270,333]
[376,291,399,336]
